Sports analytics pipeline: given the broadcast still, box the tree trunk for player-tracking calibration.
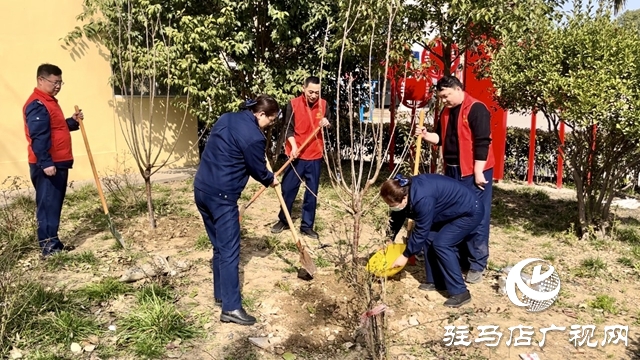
[443,42,452,77]
[353,211,361,264]
[265,127,274,161]
[144,175,156,229]
[571,157,587,237]
[273,123,287,163]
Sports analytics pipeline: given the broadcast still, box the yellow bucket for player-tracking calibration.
[366,243,407,278]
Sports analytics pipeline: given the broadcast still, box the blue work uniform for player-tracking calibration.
[388,174,484,296]
[24,100,79,256]
[194,110,274,312]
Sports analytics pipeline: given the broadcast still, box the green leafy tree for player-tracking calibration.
[63,0,338,125]
[490,1,640,235]
[402,0,563,76]
[618,8,640,34]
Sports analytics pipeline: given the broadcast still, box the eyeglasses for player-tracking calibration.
[40,77,64,87]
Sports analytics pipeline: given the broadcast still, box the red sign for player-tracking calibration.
[395,77,432,108]
[421,39,461,81]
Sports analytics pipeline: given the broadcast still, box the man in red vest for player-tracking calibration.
[416,75,494,285]
[23,63,84,257]
[271,76,331,239]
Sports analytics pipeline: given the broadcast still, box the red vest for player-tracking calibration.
[23,88,73,164]
[285,95,327,160]
[440,93,495,177]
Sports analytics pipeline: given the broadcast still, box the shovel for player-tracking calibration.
[74,105,125,248]
[265,159,317,280]
[239,126,322,221]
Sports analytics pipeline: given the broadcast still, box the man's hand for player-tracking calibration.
[319,117,330,128]
[290,145,299,159]
[474,171,488,191]
[72,109,84,121]
[414,124,439,144]
[43,166,57,176]
[270,178,280,188]
[391,254,409,268]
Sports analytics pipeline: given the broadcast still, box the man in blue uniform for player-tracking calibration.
[382,174,483,308]
[194,95,280,325]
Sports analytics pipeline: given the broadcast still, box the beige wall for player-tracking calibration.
[0,0,199,189]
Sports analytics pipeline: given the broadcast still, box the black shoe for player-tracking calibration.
[220,308,256,326]
[61,244,75,252]
[418,283,437,291]
[444,291,471,308]
[301,228,319,240]
[215,298,222,307]
[465,270,483,284]
[271,221,289,234]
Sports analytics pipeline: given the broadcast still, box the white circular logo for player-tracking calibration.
[505,258,561,312]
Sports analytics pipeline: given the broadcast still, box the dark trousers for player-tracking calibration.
[194,188,242,312]
[424,201,484,295]
[29,164,68,256]
[445,165,494,272]
[278,159,321,230]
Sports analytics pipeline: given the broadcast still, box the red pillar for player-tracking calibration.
[527,111,537,185]
[557,120,565,189]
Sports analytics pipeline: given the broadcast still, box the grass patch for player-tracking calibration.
[27,351,73,360]
[274,280,291,292]
[543,253,556,262]
[118,294,199,358]
[314,254,332,268]
[0,281,101,356]
[617,257,634,268]
[33,310,100,344]
[263,236,298,253]
[242,292,259,311]
[75,277,133,302]
[194,233,210,251]
[136,283,175,304]
[45,251,98,270]
[574,257,606,278]
[589,294,618,315]
[283,266,297,273]
[615,227,640,244]
[490,187,576,236]
[314,218,326,232]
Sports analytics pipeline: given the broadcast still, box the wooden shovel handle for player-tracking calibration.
[407,109,426,232]
[266,159,317,274]
[75,105,110,215]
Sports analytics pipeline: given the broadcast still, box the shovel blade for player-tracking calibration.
[107,216,126,248]
[298,249,317,280]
